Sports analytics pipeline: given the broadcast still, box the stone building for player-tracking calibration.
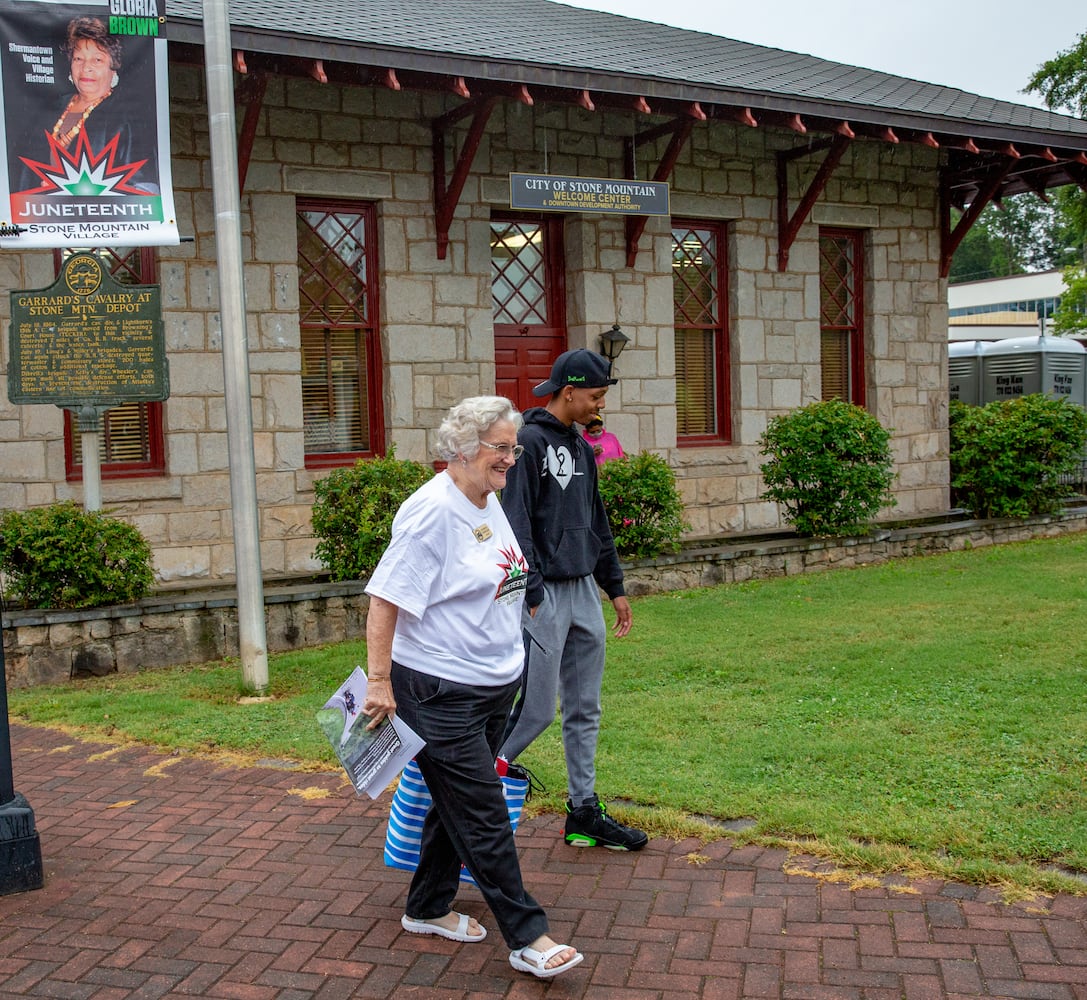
[3,0,1087,584]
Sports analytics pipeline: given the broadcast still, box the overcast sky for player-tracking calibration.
[559,0,1087,109]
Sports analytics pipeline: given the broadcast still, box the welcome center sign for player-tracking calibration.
[510,172,669,216]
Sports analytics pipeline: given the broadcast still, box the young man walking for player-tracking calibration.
[498,348,647,852]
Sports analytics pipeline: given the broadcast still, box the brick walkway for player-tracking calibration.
[2,723,1085,999]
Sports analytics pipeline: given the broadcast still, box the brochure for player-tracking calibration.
[316,666,425,798]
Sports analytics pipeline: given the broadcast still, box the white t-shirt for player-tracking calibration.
[365,472,529,686]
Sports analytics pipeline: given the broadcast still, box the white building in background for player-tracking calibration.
[948,271,1066,341]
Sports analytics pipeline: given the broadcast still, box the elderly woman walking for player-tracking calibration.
[362,396,583,980]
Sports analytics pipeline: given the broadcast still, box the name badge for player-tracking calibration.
[473,524,493,542]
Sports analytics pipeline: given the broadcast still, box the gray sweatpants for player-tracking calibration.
[498,575,607,805]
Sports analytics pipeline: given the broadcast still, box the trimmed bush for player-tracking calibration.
[597,452,688,559]
[0,501,154,609]
[759,400,896,537]
[311,448,435,581]
[949,395,1087,518]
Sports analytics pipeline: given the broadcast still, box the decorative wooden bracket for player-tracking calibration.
[939,157,1015,277]
[431,96,498,260]
[236,72,267,191]
[1068,160,1087,193]
[775,133,851,271]
[622,116,695,266]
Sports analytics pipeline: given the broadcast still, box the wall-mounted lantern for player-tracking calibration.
[598,323,630,363]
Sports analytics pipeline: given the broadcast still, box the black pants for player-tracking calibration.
[392,663,549,949]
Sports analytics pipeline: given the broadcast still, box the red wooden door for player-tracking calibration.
[491,214,566,413]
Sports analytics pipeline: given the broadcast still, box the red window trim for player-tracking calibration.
[298,197,385,468]
[819,227,867,408]
[65,402,167,481]
[673,218,731,446]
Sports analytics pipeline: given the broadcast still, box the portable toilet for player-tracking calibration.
[980,335,1087,407]
[948,340,983,405]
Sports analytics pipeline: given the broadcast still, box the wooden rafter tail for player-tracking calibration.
[617,95,647,114]
[996,142,1020,158]
[919,132,939,148]
[786,114,806,133]
[687,101,707,121]
[946,136,980,154]
[879,126,899,144]
[310,60,327,84]
[1075,152,1087,166]
[733,106,758,127]
[382,67,401,91]
[1039,147,1058,162]
[234,50,247,74]
[834,121,855,138]
[451,77,470,98]
[514,84,533,106]
[578,90,595,111]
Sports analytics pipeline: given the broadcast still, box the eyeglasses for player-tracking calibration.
[478,440,524,459]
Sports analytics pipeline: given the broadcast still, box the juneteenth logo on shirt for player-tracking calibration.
[495,545,528,604]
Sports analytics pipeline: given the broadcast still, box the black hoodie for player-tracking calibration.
[500,406,625,608]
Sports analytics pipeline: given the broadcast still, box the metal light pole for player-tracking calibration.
[203,0,269,692]
[0,602,44,895]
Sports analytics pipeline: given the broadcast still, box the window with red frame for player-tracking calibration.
[297,200,384,467]
[672,221,730,443]
[819,228,866,406]
[62,246,165,480]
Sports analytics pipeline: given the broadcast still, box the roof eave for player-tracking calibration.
[166,17,1087,156]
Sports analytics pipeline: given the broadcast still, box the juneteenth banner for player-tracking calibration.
[0,0,177,248]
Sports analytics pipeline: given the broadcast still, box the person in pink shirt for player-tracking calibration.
[582,416,625,466]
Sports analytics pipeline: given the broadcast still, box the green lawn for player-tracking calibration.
[9,534,1087,897]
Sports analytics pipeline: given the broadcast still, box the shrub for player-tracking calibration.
[311,448,434,580]
[759,399,896,537]
[949,394,1087,518]
[0,501,154,609]
[597,452,689,559]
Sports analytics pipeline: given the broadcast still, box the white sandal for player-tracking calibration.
[400,912,486,942]
[509,943,584,978]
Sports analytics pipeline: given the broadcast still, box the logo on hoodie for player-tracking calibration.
[544,443,574,489]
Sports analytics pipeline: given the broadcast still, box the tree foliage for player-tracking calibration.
[948,195,1072,284]
[1052,264,1087,335]
[1026,32,1087,118]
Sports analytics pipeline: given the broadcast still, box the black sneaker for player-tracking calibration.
[564,794,648,851]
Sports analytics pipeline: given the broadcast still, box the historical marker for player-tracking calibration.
[7,252,168,407]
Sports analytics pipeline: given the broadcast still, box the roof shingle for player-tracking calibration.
[166,0,1087,143]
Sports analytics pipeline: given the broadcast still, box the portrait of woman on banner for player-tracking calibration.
[8,15,160,196]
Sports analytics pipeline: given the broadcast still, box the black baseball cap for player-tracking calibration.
[533,348,618,397]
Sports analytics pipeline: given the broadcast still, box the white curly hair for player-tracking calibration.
[435,396,523,462]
